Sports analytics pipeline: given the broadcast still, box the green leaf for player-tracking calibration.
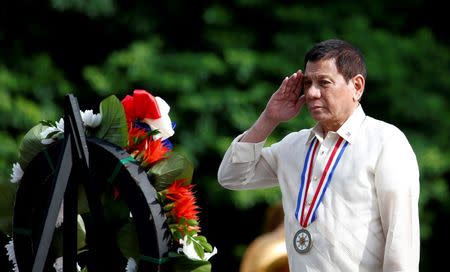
[77,215,87,250]
[169,254,212,272]
[188,229,197,236]
[77,184,89,214]
[194,236,213,253]
[116,220,139,258]
[93,95,128,147]
[193,239,204,260]
[194,236,207,243]
[148,152,194,191]
[187,219,199,226]
[172,229,183,241]
[0,182,17,234]
[39,120,55,127]
[18,123,47,169]
[179,217,187,225]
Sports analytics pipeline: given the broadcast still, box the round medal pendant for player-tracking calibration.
[293,228,312,254]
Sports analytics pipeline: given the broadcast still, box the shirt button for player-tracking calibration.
[313,176,318,181]
[320,151,325,155]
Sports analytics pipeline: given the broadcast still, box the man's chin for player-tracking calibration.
[309,110,328,121]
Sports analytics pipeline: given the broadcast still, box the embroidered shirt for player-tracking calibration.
[217,105,420,272]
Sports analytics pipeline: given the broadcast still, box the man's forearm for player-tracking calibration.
[240,111,279,143]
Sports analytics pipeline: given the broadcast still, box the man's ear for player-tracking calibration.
[352,74,365,101]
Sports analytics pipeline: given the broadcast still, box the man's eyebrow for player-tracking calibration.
[303,74,331,80]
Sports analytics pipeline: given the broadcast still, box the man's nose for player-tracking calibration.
[306,85,321,99]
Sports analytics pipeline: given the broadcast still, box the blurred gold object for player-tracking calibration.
[240,203,289,272]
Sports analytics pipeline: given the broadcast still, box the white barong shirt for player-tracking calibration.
[218,105,420,272]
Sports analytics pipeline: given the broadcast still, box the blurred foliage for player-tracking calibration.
[0,0,448,271]
[51,0,116,17]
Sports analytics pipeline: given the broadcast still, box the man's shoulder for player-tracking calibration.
[277,129,311,145]
[285,128,312,139]
[364,115,408,142]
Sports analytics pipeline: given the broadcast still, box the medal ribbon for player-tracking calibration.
[295,136,349,227]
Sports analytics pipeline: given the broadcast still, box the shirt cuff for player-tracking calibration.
[230,132,266,163]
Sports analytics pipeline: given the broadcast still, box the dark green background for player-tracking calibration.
[0,0,448,271]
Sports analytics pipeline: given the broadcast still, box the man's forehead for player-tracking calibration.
[303,72,333,81]
[304,59,338,79]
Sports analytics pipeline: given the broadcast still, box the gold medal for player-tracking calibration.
[293,228,312,254]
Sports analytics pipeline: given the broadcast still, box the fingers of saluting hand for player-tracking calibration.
[280,70,303,97]
[293,69,303,97]
[279,76,289,95]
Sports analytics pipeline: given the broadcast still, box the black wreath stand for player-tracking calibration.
[30,94,112,272]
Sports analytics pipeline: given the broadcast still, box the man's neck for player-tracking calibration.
[321,122,342,135]
[320,104,360,135]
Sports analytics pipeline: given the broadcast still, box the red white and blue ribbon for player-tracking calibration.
[295,136,349,227]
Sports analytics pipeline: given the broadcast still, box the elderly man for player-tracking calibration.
[218,39,420,272]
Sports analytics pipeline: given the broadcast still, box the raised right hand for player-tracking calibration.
[262,69,305,124]
[240,70,306,143]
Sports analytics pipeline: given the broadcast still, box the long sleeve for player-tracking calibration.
[217,133,279,190]
[217,107,421,272]
[374,127,420,271]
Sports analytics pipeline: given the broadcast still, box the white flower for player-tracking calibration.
[178,235,218,261]
[5,239,19,272]
[80,109,102,128]
[53,256,81,272]
[41,137,56,145]
[40,126,59,144]
[125,257,137,272]
[10,162,24,183]
[55,201,64,228]
[53,256,63,272]
[55,118,64,131]
[143,97,174,140]
[40,118,64,144]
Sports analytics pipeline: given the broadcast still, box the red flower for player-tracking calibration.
[126,125,148,151]
[121,94,136,124]
[166,180,200,222]
[121,90,161,124]
[133,90,161,119]
[141,138,169,166]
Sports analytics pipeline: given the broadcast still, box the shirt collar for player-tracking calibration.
[306,104,366,144]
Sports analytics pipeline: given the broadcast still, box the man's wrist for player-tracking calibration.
[260,110,281,128]
[240,112,279,143]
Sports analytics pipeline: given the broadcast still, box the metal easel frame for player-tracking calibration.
[31,94,111,272]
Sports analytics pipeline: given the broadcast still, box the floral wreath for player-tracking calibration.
[4,89,217,272]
